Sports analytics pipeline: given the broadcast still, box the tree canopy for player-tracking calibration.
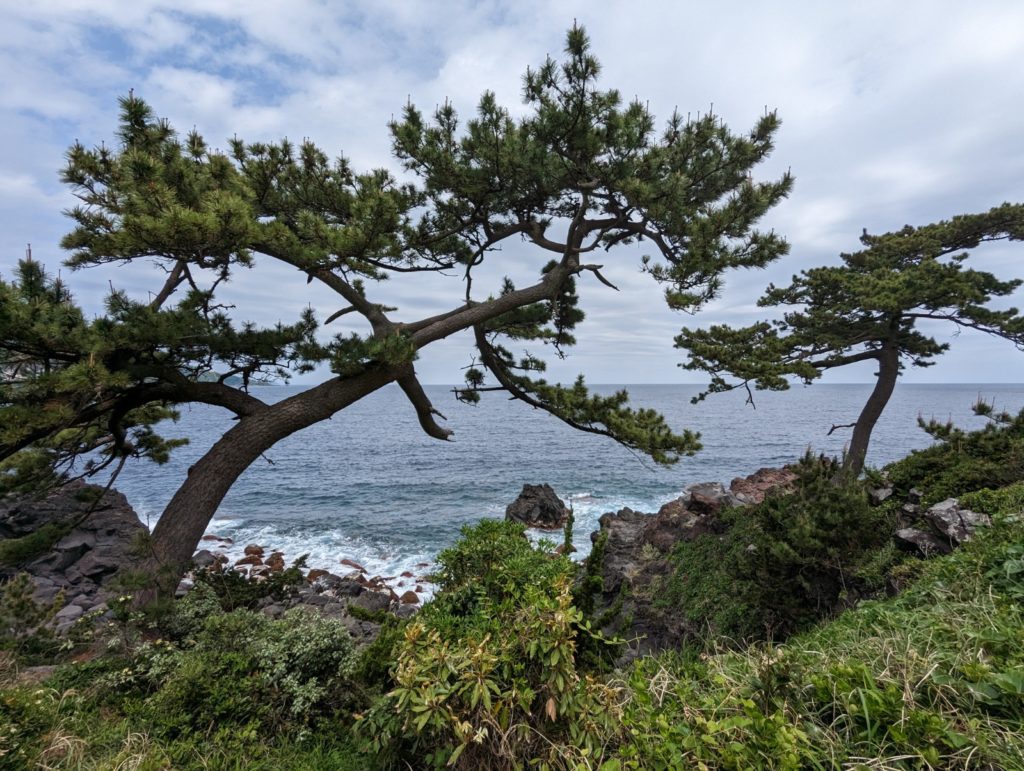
[676,203,1024,475]
[0,26,791,584]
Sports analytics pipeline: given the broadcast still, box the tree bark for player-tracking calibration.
[143,364,403,591]
[843,344,900,477]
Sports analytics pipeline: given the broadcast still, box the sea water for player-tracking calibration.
[113,383,1024,581]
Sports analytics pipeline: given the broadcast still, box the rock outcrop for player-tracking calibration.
[0,481,147,632]
[505,483,569,529]
[894,497,990,557]
[584,474,765,662]
[729,467,798,505]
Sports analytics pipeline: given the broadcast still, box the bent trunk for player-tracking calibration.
[142,365,402,593]
[843,344,900,478]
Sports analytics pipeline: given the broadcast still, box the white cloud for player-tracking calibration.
[2,1,1023,386]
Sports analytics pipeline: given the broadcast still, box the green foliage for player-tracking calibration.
[112,605,357,756]
[886,407,1024,504]
[3,495,1023,768]
[190,555,308,612]
[960,479,1024,517]
[617,506,1024,769]
[361,519,621,769]
[664,455,890,641]
[677,204,1024,474]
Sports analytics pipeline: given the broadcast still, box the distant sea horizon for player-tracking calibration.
[112,382,1024,586]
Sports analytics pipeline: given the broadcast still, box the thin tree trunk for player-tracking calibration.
[142,365,402,593]
[843,344,900,477]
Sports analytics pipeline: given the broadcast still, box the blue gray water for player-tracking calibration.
[113,383,1024,580]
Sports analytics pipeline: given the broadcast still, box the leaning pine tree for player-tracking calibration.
[676,203,1024,477]
[0,27,791,592]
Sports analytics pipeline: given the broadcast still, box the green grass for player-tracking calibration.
[616,502,1024,769]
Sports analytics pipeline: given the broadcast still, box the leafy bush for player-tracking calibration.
[136,605,357,737]
[1,600,366,769]
[960,480,1024,518]
[664,455,890,642]
[360,520,621,769]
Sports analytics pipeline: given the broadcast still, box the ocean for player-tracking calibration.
[113,383,1024,582]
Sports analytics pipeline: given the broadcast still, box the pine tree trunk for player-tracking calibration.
[843,344,900,478]
[141,365,401,594]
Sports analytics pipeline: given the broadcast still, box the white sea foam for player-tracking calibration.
[201,521,439,599]
[525,487,683,559]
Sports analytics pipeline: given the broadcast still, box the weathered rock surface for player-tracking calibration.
[0,481,146,633]
[585,478,743,662]
[868,483,895,506]
[924,499,990,545]
[505,483,569,529]
[730,467,799,505]
[583,466,984,661]
[894,528,952,556]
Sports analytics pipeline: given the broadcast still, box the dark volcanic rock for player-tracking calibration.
[0,481,147,633]
[505,483,569,529]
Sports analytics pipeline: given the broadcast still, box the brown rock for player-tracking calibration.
[554,542,577,555]
[266,552,286,572]
[244,544,265,557]
[400,570,414,578]
[643,507,703,553]
[686,482,737,516]
[235,554,263,566]
[341,558,367,572]
[729,467,798,505]
[308,569,331,583]
[399,590,420,604]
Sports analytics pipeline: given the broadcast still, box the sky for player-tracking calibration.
[2,1,1024,385]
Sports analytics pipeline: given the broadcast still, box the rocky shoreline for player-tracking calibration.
[2,468,990,654]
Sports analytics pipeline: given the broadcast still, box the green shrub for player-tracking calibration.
[136,606,357,736]
[664,455,890,642]
[886,407,1024,505]
[360,520,621,769]
[960,480,1024,518]
[1,600,365,769]
[192,555,308,612]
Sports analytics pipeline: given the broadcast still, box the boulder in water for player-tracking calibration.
[505,483,569,529]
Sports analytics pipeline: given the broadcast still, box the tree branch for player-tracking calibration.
[397,371,453,440]
[148,259,187,310]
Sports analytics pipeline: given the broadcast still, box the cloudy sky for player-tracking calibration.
[2,1,1024,385]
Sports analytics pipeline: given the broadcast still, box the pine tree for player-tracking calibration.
[676,204,1024,476]
[1,26,791,588]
